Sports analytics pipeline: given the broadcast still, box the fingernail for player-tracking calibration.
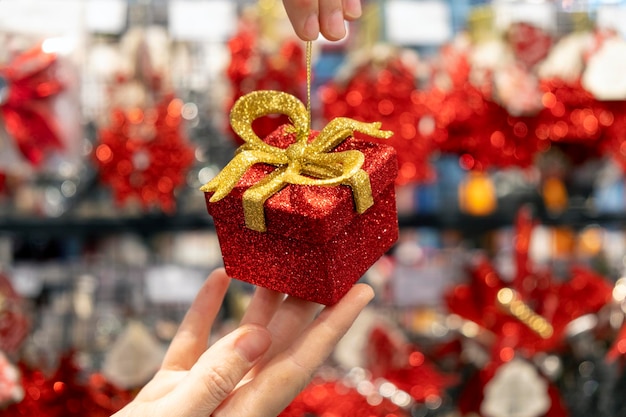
[234,325,271,363]
[303,13,320,40]
[344,0,362,19]
[327,9,346,40]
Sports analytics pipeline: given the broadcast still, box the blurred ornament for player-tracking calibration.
[447,207,614,417]
[480,358,551,417]
[367,325,457,405]
[458,170,497,216]
[0,43,65,166]
[507,21,554,70]
[582,35,626,101]
[1,353,132,417]
[321,44,436,185]
[542,176,569,214]
[102,320,164,390]
[225,13,306,145]
[0,351,23,408]
[94,95,194,213]
[445,207,612,357]
[0,272,29,355]
[279,373,410,417]
[93,29,195,213]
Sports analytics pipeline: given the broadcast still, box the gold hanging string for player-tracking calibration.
[306,40,312,133]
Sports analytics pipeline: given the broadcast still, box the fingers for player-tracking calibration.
[240,286,285,326]
[216,283,374,417]
[342,0,362,20]
[164,324,272,417]
[318,0,347,41]
[241,288,322,378]
[161,268,231,371]
[282,0,362,41]
[259,296,321,366]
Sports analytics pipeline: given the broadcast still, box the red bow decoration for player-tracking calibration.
[445,207,613,357]
[445,207,613,417]
[0,44,65,166]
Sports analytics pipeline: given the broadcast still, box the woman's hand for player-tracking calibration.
[282,0,362,41]
[112,267,374,417]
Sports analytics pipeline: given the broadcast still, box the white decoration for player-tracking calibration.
[537,32,593,83]
[168,0,237,42]
[481,358,551,417]
[583,37,626,100]
[102,321,165,389]
[0,352,24,406]
[385,0,452,45]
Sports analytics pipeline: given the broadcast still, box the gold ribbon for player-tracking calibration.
[201,90,393,232]
[497,288,554,339]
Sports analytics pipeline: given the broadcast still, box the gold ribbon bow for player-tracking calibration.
[201,90,393,232]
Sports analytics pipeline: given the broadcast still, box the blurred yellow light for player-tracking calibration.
[459,171,497,216]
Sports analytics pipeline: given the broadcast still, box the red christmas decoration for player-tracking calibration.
[94,95,195,213]
[203,86,398,305]
[226,26,306,145]
[280,377,409,417]
[367,325,457,403]
[445,207,613,417]
[204,120,398,305]
[426,44,547,171]
[446,207,612,357]
[1,353,133,417]
[321,50,436,185]
[0,43,65,166]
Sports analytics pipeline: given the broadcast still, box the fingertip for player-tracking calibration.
[301,13,320,41]
[206,267,231,287]
[349,283,375,304]
[321,9,346,41]
[343,0,362,20]
[235,324,272,363]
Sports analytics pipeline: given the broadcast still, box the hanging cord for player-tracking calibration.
[306,40,312,133]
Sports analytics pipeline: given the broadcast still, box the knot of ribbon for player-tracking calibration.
[201,90,393,232]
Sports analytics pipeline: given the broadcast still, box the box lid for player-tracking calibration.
[205,125,398,244]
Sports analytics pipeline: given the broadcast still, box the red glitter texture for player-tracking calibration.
[205,125,398,305]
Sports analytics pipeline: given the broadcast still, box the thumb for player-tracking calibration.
[163,324,272,416]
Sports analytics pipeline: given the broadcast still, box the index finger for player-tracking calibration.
[161,268,231,371]
[213,283,375,417]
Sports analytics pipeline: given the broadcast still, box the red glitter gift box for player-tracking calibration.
[203,91,398,305]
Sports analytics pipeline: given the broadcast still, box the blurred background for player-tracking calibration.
[2,0,626,415]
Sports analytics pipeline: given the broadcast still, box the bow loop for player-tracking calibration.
[201,91,393,232]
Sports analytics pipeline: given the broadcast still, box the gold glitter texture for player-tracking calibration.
[201,90,393,232]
